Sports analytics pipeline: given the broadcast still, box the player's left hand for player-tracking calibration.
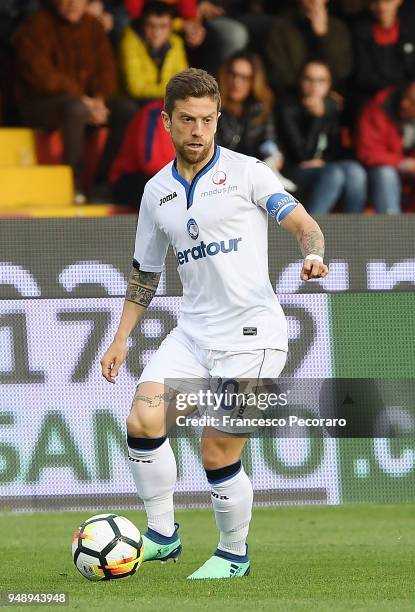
[301,258,329,281]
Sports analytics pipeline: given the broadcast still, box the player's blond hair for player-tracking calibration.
[164,68,221,118]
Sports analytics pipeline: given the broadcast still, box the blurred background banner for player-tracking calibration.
[1,216,415,298]
[1,217,415,511]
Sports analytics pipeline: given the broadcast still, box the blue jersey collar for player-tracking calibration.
[171,145,220,209]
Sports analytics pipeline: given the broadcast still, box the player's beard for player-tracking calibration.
[175,137,214,166]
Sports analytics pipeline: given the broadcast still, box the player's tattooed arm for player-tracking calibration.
[279,204,328,280]
[125,266,161,307]
[279,202,325,258]
[298,228,325,259]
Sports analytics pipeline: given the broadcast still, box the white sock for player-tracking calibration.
[127,437,177,537]
[207,462,253,557]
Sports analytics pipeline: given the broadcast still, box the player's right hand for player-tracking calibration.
[301,258,329,281]
[100,340,128,383]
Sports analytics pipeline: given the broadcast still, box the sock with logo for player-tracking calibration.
[127,435,177,537]
[205,460,253,557]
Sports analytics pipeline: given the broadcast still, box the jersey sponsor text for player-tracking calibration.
[177,237,242,265]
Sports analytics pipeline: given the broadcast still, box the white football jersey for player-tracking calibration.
[133,146,298,351]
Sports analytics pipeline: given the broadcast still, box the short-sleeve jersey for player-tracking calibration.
[133,146,297,351]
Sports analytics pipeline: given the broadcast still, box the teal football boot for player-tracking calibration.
[187,547,250,579]
[142,522,182,563]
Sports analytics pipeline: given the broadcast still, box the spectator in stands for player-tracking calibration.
[356,81,415,213]
[109,99,175,206]
[266,0,352,93]
[119,1,188,102]
[126,0,206,61]
[216,51,295,191]
[124,1,248,73]
[277,60,367,213]
[13,0,135,202]
[352,0,415,108]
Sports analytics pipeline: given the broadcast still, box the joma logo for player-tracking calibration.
[160,192,177,206]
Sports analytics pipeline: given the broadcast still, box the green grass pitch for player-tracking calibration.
[1,504,414,612]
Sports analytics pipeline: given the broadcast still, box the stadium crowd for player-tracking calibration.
[1,0,415,213]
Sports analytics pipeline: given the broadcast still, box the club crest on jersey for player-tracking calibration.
[187,218,199,240]
[212,170,226,185]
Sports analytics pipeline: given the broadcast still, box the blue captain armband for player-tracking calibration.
[266,193,298,224]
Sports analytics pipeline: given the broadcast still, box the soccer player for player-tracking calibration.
[101,68,328,580]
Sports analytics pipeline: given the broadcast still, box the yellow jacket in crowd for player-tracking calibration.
[119,27,188,100]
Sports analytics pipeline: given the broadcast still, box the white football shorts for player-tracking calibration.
[138,327,287,433]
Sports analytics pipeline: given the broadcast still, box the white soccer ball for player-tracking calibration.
[71,513,144,581]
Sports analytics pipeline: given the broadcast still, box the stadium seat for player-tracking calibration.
[0,128,74,209]
[0,128,36,166]
[0,166,73,207]
[35,128,108,191]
